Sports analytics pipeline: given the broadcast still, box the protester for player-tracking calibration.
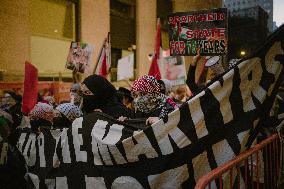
[29,102,54,132]
[0,115,10,143]
[53,103,82,128]
[131,75,178,125]
[117,87,134,110]
[272,83,284,120]
[70,83,82,106]
[43,95,56,108]
[81,74,130,118]
[173,85,192,106]
[186,49,225,95]
[0,110,27,189]
[0,93,15,111]
[5,91,23,129]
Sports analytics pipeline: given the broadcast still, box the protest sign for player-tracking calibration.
[66,42,94,73]
[159,52,186,85]
[117,53,134,80]
[168,8,228,56]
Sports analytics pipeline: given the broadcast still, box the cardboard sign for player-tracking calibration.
[66,42,94,73]
[117,53,134,81]
[159,52,186,86]
[168,8,228,56]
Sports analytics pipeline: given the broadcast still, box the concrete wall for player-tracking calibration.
[0,0,31,81]
[80,0,110,77]
[30,36,71,77]
[30,0,75,78]
[136,0,157,77]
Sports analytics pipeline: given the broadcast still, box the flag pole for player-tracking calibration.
[148,18,162,80]
[107,32,111,73]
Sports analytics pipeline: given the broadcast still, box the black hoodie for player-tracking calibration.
[82,75,130,118]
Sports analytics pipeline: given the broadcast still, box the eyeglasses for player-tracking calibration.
[81,90,94,96]
[80,84,94,96]
[70,89,79,93]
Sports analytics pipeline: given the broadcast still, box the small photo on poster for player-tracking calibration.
[160,53,186,86]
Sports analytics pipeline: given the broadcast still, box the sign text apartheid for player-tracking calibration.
[168,8,228,56]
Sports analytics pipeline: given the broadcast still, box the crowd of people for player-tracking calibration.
[1,51,283,188]
[0,51,244,165]
[0,51,227,139]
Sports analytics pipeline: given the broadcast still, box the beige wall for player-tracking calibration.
[30,0,75,78]
[136,0,157,77]
[0,0,223,82]
[30,0,76,40]
[30,36,72,77]
[0,0,31,81]
[80,0,110,77]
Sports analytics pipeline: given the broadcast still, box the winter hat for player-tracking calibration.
[56,103,83,122]
[132,75,161,93]
[29,102,54,122]
[70,83,81,93]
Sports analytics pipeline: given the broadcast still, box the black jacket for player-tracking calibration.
[101,96,131,119]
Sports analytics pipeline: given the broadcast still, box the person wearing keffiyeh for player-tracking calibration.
[53,103,82,128]
[29,102,54,132]
[131,75,178,125]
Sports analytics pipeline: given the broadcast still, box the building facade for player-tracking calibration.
[0,0,222,83]
[228,6,268,59]
[223,0,273,32]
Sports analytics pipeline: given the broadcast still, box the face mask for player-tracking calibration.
[133,93,162,113]
[53,116,71,129]
[70,93,82,104]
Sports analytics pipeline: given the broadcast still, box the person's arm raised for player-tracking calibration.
[186,48,201,95]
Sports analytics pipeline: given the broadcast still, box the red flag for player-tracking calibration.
[22,62,38,114]
[98,47,108,77]
[148,18,161,80]
[95,36,111,78]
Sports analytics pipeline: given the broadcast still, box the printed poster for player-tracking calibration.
[66,42,94,73]
[159,50,186,85]
[117,53,134,80]
[168,8,228,56]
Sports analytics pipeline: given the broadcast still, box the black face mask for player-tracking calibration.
[30,119,52,132]
[53,116,71,129]
[82,95,105,113]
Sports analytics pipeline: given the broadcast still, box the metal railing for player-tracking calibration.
[195,134,281,189]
